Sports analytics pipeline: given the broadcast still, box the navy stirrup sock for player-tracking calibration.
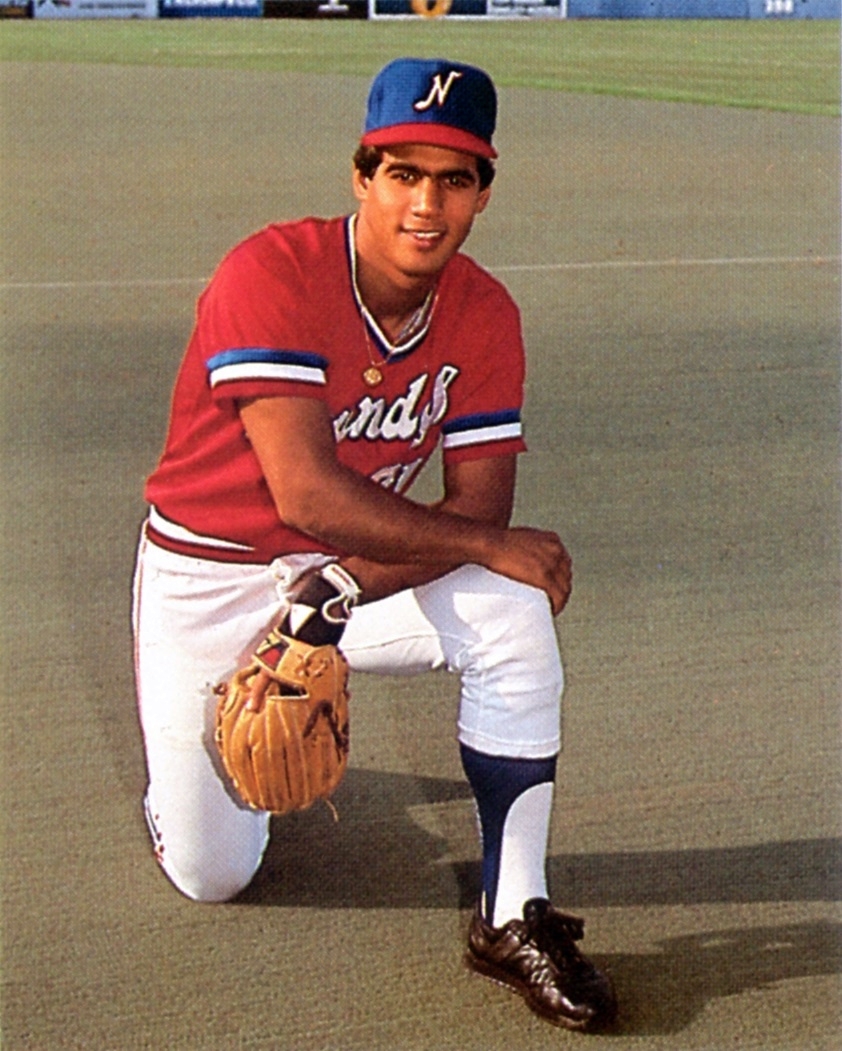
[460,743,557,927]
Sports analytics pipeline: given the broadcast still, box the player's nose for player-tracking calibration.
[411,176,444,216]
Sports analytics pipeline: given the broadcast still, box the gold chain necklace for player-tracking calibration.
[350,215,437,388]
[361,326,386,388]
[360,292,437,387]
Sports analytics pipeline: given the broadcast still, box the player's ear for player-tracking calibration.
[352,165,370,203]
[475,186,492,215]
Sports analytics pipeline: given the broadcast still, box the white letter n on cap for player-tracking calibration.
[414,71,464,112]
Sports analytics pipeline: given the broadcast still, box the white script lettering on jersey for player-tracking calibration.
[333,366,460,448]
[413,71,464,113]
[370,458,425,493]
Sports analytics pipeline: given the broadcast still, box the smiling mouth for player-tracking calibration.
[404,227,444,241]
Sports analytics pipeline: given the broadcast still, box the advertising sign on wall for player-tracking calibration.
[159,0,261,14]
[370,0,561,15]
[0,0,31,15]
[34,0,156,14]
[263,0,366,15]
[486,0,561,15]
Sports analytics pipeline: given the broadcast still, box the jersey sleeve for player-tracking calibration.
[197,231,329,404]
[441,283,528,464]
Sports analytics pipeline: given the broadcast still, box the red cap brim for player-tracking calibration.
[361,122,497,160]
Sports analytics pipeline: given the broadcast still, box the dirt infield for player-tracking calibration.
[1,60,839,1050]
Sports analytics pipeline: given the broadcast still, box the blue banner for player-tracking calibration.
[160,0,262,15]
[568,0,839,14]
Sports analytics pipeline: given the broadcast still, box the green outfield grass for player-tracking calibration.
[0,18,838,115]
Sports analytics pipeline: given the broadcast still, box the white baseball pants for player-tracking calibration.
[132,529,563,902]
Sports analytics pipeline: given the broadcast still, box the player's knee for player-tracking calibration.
[466,568,563,690]
[160,850,263,903]
[456,573,563,755]
[509,581,563,687]
[144,795,269,903]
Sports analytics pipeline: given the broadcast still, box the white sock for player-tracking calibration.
[490,781,554,928]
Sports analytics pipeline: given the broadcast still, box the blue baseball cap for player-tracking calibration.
[361,58,498,160]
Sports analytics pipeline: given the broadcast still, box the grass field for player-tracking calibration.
[0,18,838,114]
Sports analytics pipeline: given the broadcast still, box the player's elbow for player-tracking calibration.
[271,475,336,541]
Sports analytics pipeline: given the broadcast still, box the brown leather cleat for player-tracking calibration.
[466,898,618,1031]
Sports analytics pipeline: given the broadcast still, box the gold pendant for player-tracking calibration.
[363,366,383,387]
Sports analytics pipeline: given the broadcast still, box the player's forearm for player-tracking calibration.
[240,396,570,611]
[290,470,571,613]
[338,480,511,601]
[289,470,572,615]
[288,460,505,569]
[339,555,460,603]
[242,395,502,570]
[337,511,573,616]
[275,453,570,612]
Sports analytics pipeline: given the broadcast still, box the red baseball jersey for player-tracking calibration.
[145,216,527,563]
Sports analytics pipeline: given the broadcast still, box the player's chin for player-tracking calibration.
[399,237,458,275]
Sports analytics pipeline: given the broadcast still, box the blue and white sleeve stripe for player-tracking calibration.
[441,409,523,450]
[207,348,328,388]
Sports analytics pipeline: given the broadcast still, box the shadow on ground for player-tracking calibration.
[238,768,840,911]
[603,918,841,1036]
[234,769,841,1035]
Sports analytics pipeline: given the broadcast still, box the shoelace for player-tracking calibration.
[524,902,594,977]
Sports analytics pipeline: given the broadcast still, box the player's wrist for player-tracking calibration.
[463,521,508,573]
[278,562,361,647]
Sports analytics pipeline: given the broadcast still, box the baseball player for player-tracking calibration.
[132,57,616,1031]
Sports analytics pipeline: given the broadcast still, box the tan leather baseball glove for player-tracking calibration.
[215,632,350,815]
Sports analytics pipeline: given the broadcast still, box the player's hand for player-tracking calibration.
[489,527,572,616]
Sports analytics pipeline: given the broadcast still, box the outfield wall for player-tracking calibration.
[367,0,839,17]
[11,0,840,18]
[567,0,839,17]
